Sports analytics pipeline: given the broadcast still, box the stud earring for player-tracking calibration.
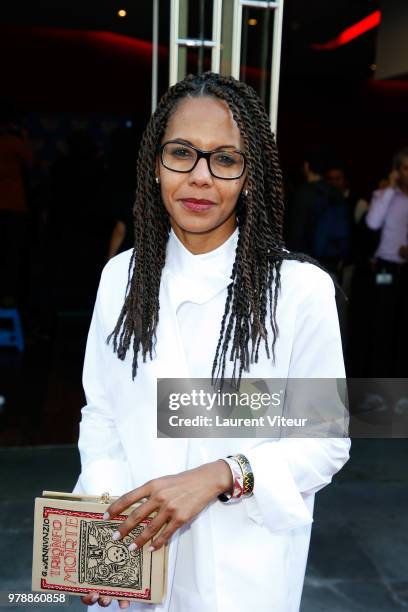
[155,176,160,184]
[243,189,248,197]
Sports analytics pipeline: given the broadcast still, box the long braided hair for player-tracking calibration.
[108,72,326,389]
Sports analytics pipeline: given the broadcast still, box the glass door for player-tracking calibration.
[165,0,284,133]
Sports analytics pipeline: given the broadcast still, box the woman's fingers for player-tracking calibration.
[127,509,170,551]
[81,592,99,605]
[105,484,150,519]
[110,498,158,541]
[98,597,112,607]
[81,592,129,607]
[147,518,183,551]
[81,593,112,606]
[102,472,207,551]
[147,515,188,550]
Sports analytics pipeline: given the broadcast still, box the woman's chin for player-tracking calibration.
[170,215,221,235]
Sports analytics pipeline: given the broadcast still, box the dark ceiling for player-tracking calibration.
[1,0,159,39]
[0,0,380,79]
[0,0,404,194]
[282,0,379,78]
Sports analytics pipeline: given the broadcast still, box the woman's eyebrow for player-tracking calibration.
[171,138,240,151]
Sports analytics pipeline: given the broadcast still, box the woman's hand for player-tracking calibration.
[105,460,233,550]
[81,592,130,609]
[398,244,408,260]
[80,461,232,608]
[388,169,400,189]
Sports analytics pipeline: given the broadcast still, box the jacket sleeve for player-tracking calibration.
[73,261,133,496]
[245,266,351,532]
[366,187,394,230]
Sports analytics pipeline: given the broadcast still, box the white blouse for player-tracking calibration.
[74,227,350,612]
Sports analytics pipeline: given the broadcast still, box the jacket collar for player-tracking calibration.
[163,227,238,306]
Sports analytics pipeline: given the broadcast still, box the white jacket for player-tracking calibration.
[74,227,350,611]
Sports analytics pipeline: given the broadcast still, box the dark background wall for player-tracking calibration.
[0,0,407,196]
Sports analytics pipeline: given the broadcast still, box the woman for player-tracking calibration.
[76,72,350,611]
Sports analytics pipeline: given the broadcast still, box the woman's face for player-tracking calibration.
[157,96,247,239]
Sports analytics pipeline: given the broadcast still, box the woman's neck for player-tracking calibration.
[170,216,237,254]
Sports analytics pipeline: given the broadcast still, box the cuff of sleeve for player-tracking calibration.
[245,441,313,533]
[73,459,133,496]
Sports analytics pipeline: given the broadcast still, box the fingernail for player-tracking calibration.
[112,530,121,541]
[147,546,155,552]
[91,594,99,603]
[102,511,110,520]
[128,543,137,551]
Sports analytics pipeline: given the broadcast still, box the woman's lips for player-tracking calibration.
[180,199,216,212]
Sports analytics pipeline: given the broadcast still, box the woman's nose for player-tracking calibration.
[188,157,213,184]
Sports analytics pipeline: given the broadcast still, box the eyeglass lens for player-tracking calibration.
[162,142,244,179]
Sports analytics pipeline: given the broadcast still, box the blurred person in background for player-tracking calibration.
[285,149,350,282]
[333,162,381,375]
[325,163,368,235]
[0,99,33,306]
[366,149,408,264]
[285,151,350,350]
[360,147,408,376]
[324,162,378,282]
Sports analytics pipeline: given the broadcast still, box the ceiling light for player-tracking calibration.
[311,10,381,50]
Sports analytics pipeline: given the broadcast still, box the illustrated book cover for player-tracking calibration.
[32,491,168,604]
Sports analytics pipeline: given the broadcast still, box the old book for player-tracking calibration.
[32,491,168,604]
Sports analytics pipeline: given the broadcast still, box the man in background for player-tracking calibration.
[285,149,350,281]
[362,147,408,376]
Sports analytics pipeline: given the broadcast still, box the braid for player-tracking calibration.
[108,72,337,389]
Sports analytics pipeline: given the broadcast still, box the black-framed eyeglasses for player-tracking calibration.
[158,140,246,180]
